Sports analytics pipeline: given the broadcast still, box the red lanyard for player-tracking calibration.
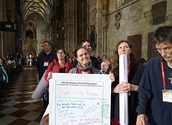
[44,57,48,62]
[161,61,166,89]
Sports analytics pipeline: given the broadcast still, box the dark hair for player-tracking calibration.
[139,58,147,64]
[74,47,87,58]
[0,57,5,65]
[152,25,172,44]
[81,40,92,47]
[111,40,135,73]
[56,48,67,60]
[43,41,52,46]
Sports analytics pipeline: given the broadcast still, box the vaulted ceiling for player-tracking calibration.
[20,0,55,23]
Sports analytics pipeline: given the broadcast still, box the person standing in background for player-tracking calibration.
[36,41,56,117]
[44,49,73,82]
[0,57,9,84]
[100,59,111,74]
[102,55,107,62]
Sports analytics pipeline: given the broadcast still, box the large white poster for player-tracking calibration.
[49,73,111,125]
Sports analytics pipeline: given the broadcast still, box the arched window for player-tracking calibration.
[26,31,33,39]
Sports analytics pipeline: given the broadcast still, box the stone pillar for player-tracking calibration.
[103,22,108,55]
[102,0,109,56]
[64,0,76,54]
[0,0,2,56]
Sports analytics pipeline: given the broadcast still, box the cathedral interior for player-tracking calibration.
[0,0,172,124]
[0,0,171,61]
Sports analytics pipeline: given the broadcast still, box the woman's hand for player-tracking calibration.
[112,82,139,93]
[47,71,52,80]
[109,71,115,82]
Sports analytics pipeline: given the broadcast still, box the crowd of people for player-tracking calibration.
[0,52,26,82]
[34,25,172,125]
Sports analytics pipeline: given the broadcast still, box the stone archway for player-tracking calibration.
[24,40,38,56]
[24,43,37,65]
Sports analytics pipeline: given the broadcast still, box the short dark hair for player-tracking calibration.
[0,57,5,65]
[56,48,66,55]
[74,47,87,58]
[56,48,67,60]
[152,25,172,44]
[81,40,92,47]
[43,41,52,46]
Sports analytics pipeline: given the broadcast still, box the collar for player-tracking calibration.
[100,69,107,74]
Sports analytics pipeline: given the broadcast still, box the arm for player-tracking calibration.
[44,62,54,83]
[1,67,9,83]
[136,62,153,122]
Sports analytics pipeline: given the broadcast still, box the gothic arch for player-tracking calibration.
[24,41,38,56]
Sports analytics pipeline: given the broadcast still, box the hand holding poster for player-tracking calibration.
[49,73,111,125]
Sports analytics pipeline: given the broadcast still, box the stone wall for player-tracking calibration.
[107,0,172,60]
[0,0,16,57]
[88,0,172,60]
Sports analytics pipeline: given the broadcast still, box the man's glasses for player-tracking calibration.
[42,44,49,47]
[57,52,64,54]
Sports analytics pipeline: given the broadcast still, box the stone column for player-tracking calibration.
[102,21,108,55]
[0,0,3,57]
[102,0,109,56]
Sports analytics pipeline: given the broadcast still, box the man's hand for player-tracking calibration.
[136,114,147,125]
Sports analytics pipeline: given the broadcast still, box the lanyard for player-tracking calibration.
[161,61,166,89]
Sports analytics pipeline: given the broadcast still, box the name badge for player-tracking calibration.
[162,89,172,103]
[44,62,49,66]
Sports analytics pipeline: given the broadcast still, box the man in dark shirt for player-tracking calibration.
[36,41,56,80]
[136,25,172,125]
[36,41,56,117]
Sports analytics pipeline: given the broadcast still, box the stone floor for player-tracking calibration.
[0,67,43,125]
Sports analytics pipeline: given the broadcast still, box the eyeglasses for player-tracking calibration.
[42,44,49,47]
[156,46,172,53]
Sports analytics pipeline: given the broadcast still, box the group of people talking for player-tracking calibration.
[36,25,172,125]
